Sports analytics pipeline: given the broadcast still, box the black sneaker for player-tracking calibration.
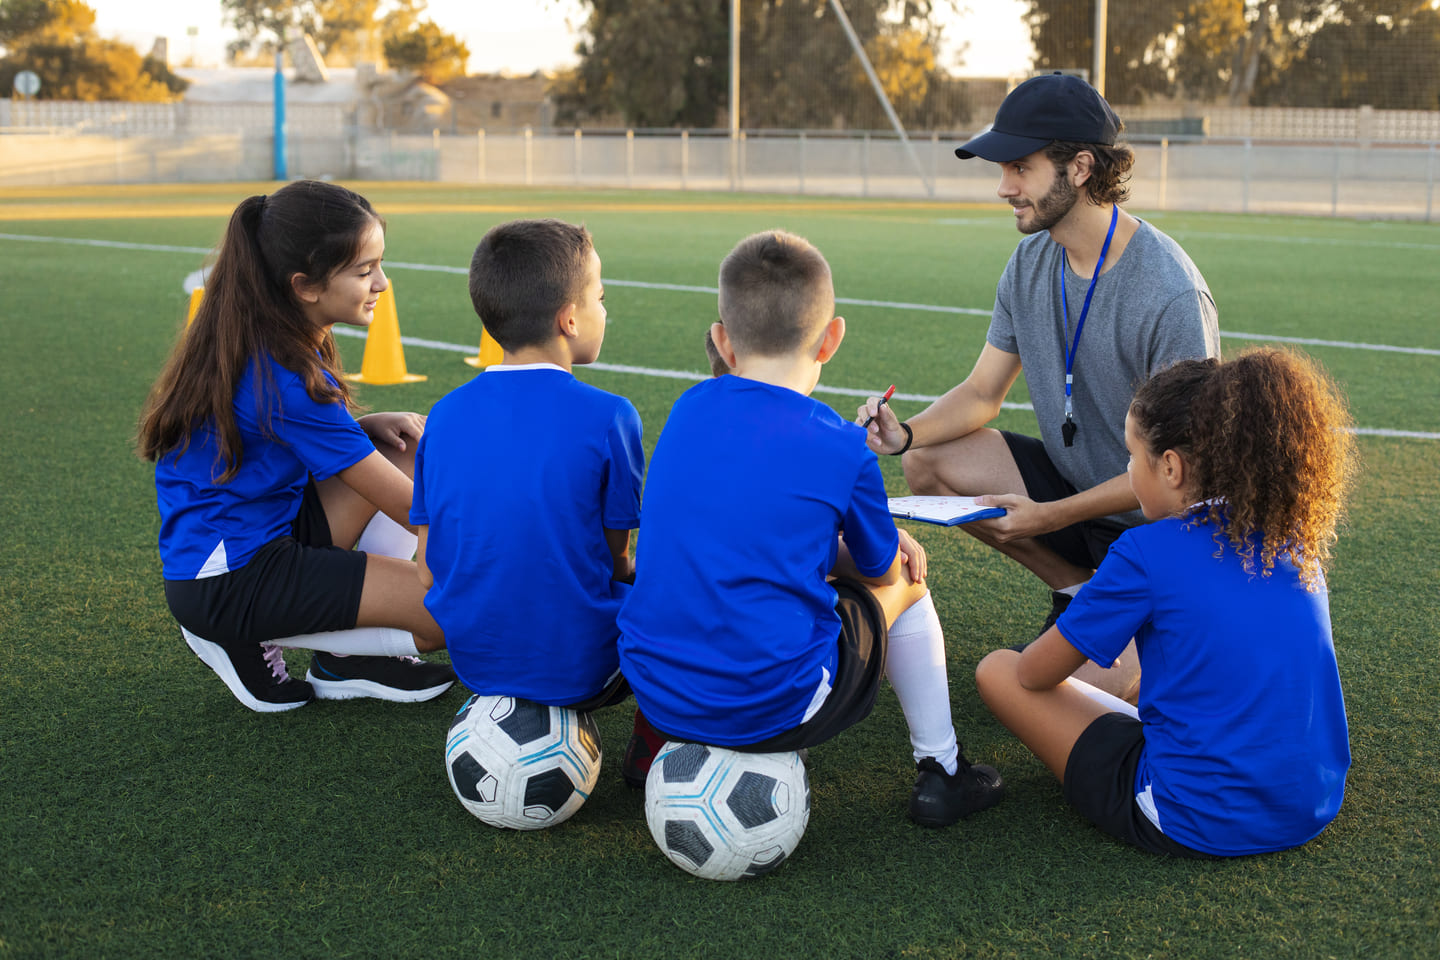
[1010,589,1074,652]
[182,627,313,713]
[908,755,1005,828]
[621,733,652,790]
[305,650,455,702]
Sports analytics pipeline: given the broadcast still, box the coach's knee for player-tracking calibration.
[901,445,943,494]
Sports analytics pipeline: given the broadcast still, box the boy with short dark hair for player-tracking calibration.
[618,230,1005,826]
[411,219,644,722]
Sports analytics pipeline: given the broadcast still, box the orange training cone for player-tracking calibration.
[186,287,205,326]
[463,328,504,368]
[345,282,426,385]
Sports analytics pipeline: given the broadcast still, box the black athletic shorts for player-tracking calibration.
[163,479,368,647]
[728,577,889,753]
[1064,712,1218,859]
[1001,430,1129,571]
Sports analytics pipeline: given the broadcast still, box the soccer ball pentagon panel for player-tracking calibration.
[644,741,810,881]
[445,694,601,831]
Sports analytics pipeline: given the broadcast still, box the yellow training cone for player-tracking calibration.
[186,287,205,326]
[345,282,426,385]
[463,328,504,368]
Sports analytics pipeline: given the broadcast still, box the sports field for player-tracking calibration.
[1,182,1436,959]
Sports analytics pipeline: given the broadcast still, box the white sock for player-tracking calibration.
[269,627,420,658]
[885,591,960,774]
[1058,580,1088,598]
[355,512,418,560]
[1066,676,1141,720]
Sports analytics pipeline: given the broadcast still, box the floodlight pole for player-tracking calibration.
[273,47,288,180]
[827,0,932,196]
[729,0,740,189]
[1092,0,1108,97]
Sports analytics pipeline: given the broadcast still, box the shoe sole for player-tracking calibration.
[182,628,310,713]
[305,672,454,703]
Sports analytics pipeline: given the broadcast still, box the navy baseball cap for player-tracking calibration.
[955,72,1120,162]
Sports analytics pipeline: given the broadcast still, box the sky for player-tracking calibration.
[87,0,1035,78]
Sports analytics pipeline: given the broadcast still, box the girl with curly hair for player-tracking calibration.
[138,180,454,713]
[975,347,1358,857]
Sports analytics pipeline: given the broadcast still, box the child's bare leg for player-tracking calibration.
[1072,639,1141,703]
[975,648,1115,780]
[355,554,445,652]
[318,437,416,551]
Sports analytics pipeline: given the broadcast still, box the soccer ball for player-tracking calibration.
[644,741,810,881]
[444,694,601,831]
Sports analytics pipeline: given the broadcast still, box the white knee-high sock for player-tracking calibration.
[355,512,418,560]
[1066,676,1141,720]
[884,591,960,773]
[269,627,420,658]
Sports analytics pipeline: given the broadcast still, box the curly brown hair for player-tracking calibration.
[1044,139,1135,206]
[1129,348,1359,588]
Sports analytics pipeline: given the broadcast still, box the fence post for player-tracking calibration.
[1331,140,1341,216]
[387,129,395,179]
[738,131,747,191]
[930,131,939,198]
[574,128,583,184]
[681,129,689,190]
[626,128,634,187]
[862,132,870,198]
[1242,138,1252,213]
[1158,137,1169,210]
[524,126,533,185]
[798,131,806,195]
[432,128,440,180]
[477,129,486,182]
[1427,142,1436,223]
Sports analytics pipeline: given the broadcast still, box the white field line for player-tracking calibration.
[3,231,1437,355]
[328,327,1439,440]
[2,230,1436,437]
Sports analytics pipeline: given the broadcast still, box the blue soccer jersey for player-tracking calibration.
[155,356,374,580]
[1058,515,1351,856]
[617,376,899,745]
[411,365,644,704]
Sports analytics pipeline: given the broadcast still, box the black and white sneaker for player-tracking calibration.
[182,627,314,713]
[908,755,1005,828]
[305,650,455,702]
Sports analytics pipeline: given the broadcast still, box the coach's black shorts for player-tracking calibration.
[727,577,889,753]
[163,479,367,647]
[1064,712,1218,859]
[1001,430,1129,571]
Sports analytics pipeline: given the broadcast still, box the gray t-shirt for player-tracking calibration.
[987,218,1220,525]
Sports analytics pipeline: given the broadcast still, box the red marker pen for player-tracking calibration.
[862,384,896,428]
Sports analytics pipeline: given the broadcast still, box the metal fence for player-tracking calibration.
[1,124,1436,221]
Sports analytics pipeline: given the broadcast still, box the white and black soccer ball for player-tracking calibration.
[445,694,601,831]
[644,741,810,881]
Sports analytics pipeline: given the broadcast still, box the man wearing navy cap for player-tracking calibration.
[857,73,1219,698]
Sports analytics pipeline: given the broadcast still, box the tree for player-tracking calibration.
[223,0,470,78]
[383,19,469,85]
[551,0,970,130]
[1023,0,1440,109]
[0,0,187,100]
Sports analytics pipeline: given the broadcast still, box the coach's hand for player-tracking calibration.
[968,493,1060,543]
[855,397,908,455]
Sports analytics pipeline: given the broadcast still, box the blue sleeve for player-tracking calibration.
[1056,531,1150,667]
[840,454,900,578]
[409,429,431,526]
[600,398,644,531]
[269,370,374,481]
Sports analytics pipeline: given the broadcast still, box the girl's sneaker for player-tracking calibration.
[306,650,455,702]
[182,628,314,713]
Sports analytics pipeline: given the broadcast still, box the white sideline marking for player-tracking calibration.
[2,230,1437,354]
[327,328,1439,440]
[3,230,1439,436]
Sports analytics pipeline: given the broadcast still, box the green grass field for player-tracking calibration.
[1,183,1437,959]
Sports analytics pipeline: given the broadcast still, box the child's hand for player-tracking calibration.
[360,411,427,452]
[855,397,906,454]
[897,528,927,584]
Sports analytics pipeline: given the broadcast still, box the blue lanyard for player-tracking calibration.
[1058,204,1119,447]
